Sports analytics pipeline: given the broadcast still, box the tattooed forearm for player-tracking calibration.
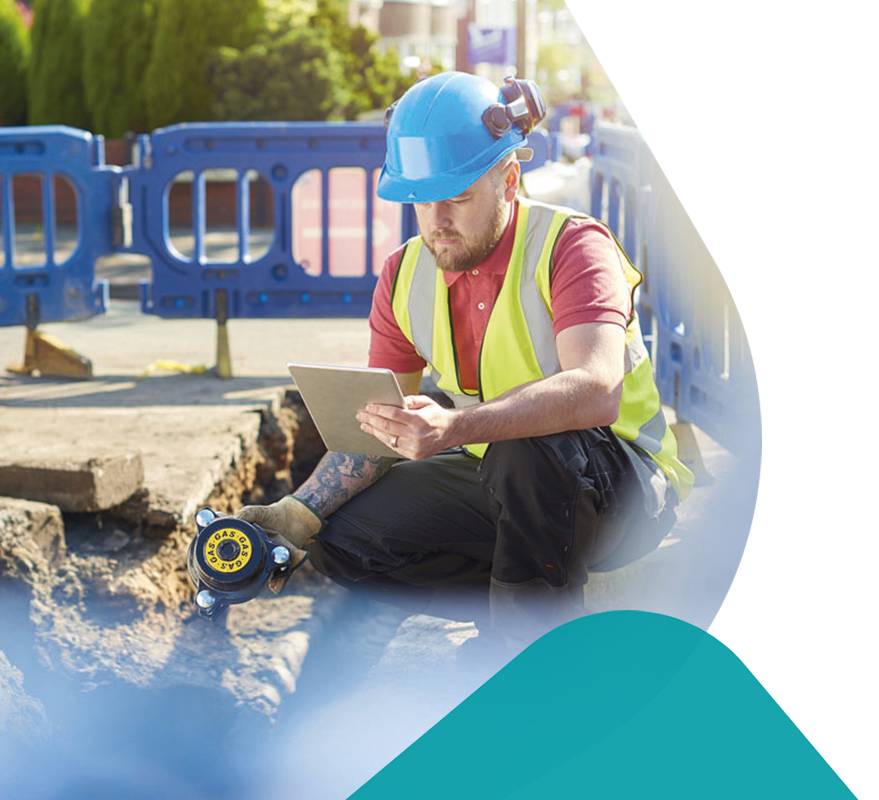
[293,451,396,518]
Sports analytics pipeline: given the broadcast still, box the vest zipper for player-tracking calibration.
[446,281,480,400]
[446,291,467,397]
[476,333,486,402]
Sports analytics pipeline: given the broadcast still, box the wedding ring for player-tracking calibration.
[391,435,399,448]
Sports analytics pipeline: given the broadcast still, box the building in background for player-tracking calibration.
[347,0,462,72]
[378,0,459,72]
[346,0,622,118]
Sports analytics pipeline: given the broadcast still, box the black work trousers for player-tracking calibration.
[308,428,675,641]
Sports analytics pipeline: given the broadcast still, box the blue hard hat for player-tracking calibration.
[377,72,545,204]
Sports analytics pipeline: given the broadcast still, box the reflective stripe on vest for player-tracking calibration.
[390,198,693,500]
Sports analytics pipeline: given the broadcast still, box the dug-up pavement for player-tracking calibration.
[0,301,349,775]
[0,280,758,799]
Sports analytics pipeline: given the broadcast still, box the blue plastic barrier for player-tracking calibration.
[121,122,551,321]
[526,128,550,169]
[589,124,641,259]
[122,122,411,320]
[1,123,550,328]
[590,122,759,449]
[0,126,116,327]
[547,103,595,162]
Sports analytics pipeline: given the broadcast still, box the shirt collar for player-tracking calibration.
[440,201,519,287]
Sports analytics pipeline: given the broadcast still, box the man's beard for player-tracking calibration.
[423,199,509,273]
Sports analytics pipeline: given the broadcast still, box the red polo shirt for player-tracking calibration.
[368,202,632,392]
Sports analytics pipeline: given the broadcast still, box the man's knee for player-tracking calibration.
[307,529,375,584]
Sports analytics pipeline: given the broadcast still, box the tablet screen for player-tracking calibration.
[287,362,405,458]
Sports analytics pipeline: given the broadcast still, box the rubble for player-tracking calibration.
[0,497,66,581]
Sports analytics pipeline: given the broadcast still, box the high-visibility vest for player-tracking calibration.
[390,197,694,501]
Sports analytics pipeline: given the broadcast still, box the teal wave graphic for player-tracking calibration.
[351,611,854,799]
[502,632,879,800]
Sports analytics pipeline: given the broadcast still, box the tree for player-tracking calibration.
[0,0,30,126]
[26,0,91,128]
[209,31,348,122]
[209,0,414,124]
[309,0,413,119]
[260,0,313,34]
[144,0,265,130]
[81,0,157,137]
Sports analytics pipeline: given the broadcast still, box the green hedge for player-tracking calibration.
[27,0,92,128]
[311,0,413,120]
[81,0,157,137]
[0,0,30,126]
[19,0,415,134]
[144,0,265,129]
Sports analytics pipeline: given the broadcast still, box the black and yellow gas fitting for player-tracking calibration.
[186,507,307,620]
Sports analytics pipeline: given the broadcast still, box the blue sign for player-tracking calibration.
[467,25,516,66]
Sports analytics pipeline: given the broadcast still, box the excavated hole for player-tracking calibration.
[65,390,328,620]
[2,390,330,704]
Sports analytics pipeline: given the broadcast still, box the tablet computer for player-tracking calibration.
[287,362,406,458]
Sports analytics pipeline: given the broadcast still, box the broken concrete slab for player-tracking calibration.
[0,394,283,534]
[0,496,66,577]
[102,406,266,531]
[0,451,143,513]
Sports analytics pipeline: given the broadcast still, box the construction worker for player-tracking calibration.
[236,72,693,653]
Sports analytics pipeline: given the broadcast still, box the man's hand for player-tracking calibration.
[235,496,324,549]
[357,395,456,460]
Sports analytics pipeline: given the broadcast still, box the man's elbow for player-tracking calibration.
[597,407,620,428]
[563,368,623,428]
[584,379,623,428]
[593,396,621,427]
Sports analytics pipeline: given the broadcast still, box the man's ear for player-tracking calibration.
[504,160,521,201]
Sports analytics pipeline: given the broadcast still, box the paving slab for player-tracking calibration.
[0,449,144,513]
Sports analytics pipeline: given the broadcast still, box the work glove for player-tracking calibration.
[235,496,325,550]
